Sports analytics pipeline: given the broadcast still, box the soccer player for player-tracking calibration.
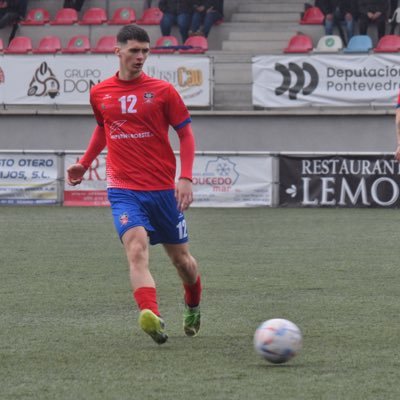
[67,24,201,345]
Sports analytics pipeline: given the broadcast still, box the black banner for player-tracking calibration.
[279,154,400,207]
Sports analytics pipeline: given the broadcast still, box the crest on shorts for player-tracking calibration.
[119,212,129,225]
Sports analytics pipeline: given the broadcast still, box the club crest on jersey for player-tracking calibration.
[119,212,129,225]
[143,92,154,103]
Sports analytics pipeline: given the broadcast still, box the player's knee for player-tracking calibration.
[126,241,148,268]
[171,251,195,270]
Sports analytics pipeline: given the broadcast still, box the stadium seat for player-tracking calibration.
[314,35,343,52]
[179,36,208,53]
[79,7,107,25]
[151,35,179,53]
[4,36,32,54]
[0,38,3,53]
[32,36,62,54]
[108,7,136,25]
[50,8,78,25]
[21,8,50,25]
[374,35,400,52]
[91,35,117,53]
[62,35,90,53]
[300,7,324,24]
[283,34,313,53]
[136,7,163,25]
[343,35,373,53]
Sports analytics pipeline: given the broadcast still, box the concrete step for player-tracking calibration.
[213,85,253,110]
[214,63,253,85]
[207,51,253,63]
[238,3,304,13]
[228,31,295,41]
[231,12,300,23]
[220,21,301,32]
[222,40,286,53]
[243,0,304,3]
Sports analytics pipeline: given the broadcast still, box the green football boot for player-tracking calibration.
[183,305,201,337]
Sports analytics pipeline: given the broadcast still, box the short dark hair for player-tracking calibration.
[117,24,150,44]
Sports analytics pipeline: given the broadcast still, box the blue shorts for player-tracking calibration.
[107,188,189,245]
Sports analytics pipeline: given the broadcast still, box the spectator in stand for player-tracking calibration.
[63,0,85,11]
[158,0,192,43]
[189,0,223,37]
[0,0,28,29]
[390,0,398,16]
[357,0,389,40]
[314,0,356,45]
[389,0,399,34]
[143,0,153,11]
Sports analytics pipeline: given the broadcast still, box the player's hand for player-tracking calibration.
[175,178,193,211]
[395,146,400,161]
[67,163,86,186]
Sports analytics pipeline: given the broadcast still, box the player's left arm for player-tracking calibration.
[176,123,195,211]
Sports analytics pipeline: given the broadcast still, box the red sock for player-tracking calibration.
[183,276,202,308]
[133,287,160,316]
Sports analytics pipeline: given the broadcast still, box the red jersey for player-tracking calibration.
[89,72,192,190]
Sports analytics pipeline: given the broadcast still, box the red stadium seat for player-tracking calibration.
[374,35,400,52]
[4,36,32,54]
[32,36,62,54]
[300,7,324,25]
[79,7,107,25]
[0,38,3,53]
[21,8,50,25]
[50,8,78,25]
[136,7,163,25]
[179,36,208,53]
[62,35,90,53]
[108,7,136,25]
[151,35,179,53]
[283,34,313,53]
[91,36,117,53]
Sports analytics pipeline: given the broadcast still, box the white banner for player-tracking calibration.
[0,55,211,106]
[64,153,274,207]
[0,153,58,204]
[179,154,274,207]
[252,54,400,107]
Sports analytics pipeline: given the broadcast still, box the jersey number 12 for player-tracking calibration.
[119,95,137,114]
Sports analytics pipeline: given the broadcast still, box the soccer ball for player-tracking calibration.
[253,318,302,364]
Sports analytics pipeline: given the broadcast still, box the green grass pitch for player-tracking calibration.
[1,206,400,400]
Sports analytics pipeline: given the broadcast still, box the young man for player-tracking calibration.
[67,24,201,345]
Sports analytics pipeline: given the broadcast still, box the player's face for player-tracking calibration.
[116,39,150,79]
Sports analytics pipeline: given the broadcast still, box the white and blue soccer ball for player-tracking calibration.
[253,318,302,364]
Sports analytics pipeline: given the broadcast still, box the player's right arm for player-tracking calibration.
[67,125,106,185]
[67,87,107,186]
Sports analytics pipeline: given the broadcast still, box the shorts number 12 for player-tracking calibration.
[176,220,188,240]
